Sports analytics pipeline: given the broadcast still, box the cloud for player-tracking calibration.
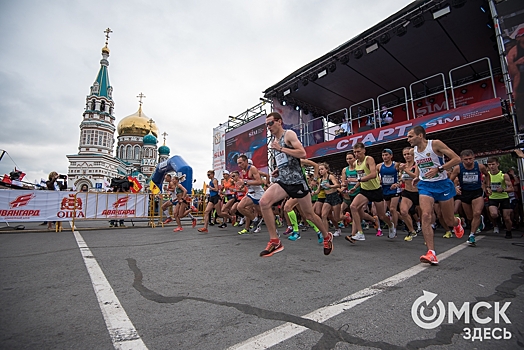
[0,0,413,187]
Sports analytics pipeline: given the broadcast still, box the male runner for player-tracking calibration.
[486,157,514,239]
[348,142,395,241]
[407,126,464,265]
[236,155,264,235]
[377,148,401,237]
[449,149,490,246]
[258,112,333,257]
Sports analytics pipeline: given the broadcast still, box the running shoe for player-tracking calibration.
[416,222,422,232]
[344,235,356,244]
[460,217,467,229]
[468,234,476,246]
[192,218,197,228]
[493,226,499,234]
[404,231,417,242]
[338,222,345,228]
[373,215,380,229]
[288,232,301,241]
[443,231,452,239]
[343,212,352,226]
[479,215,485,231]
[388,225,397,239]
[352,232,365,241]
[323,232,334,255]
[218,223,227,228]
[301,225,310,232]
[233,221,239,227]
[453,221,464,239]
[238,217,245,226]
[317,231,324,244]
[505,231,513,239]
[475,227,481,234]
[420,251,439,265]
[376,229,383,237]
[231,217,237,227]
[197,227,208,233]
[253,226,262,233]
[333,229,341,237]
[260,240,284,257]
[209,222,215,226]
[238,228,249,235]
[173,227,183,232]
[191,206,198,212]
[163,217,173,224]
[283,226,293,235]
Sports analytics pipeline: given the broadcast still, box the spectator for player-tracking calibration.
[379,106,393,126]
[80,184,89,192]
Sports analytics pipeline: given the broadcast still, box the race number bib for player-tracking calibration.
[275,152,289,167]
[356,170,365,179]
[382,175,395,185]
[491,183,502,191]
[462,172,478,183]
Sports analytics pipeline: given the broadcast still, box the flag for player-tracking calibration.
[103,178,111,191]
[0,150,5,161]
[149,180,160,194]
[2,174,11,184]
[128,176,142,193]
[202,181,207,195]
[15,168,26,181]
[40,178,47,187]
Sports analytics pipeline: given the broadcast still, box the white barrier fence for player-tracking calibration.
[0,190,150,223]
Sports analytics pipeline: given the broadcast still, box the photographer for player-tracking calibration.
[109,177,129,228]
[45,171,67,230]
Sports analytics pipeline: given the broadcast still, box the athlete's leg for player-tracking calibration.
[419,195,436,251]
[258,184,289,240]
[388,196,400,227]
[400,197,415,233]
[296,194,330,239]
[350,194,369,232]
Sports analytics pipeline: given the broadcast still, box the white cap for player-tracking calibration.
[248,159,253,165]
[223,170,230,175]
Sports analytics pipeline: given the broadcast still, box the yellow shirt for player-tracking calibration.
[355,156,381,191]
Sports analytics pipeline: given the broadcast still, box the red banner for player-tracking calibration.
[306,98,503,159]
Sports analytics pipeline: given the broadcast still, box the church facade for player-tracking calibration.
[66,30,170,191]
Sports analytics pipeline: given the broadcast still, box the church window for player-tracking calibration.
[99,135,102,145]
[100,101,105,112]
[87,135,91,145]
[126,145,132,159]
[91,99,96,110]
[134,146,140,160]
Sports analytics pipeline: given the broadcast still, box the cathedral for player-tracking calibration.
[66,29,170,191]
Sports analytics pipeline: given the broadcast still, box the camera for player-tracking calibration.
[58,174,68,179]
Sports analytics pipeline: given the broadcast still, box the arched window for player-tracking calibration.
[134,146,141,160]
[91,99,96,110]
[100,101,105,112]
[119,146,124,159]
[126,145,132,159]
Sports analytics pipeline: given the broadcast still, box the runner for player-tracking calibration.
[197,170,220,233]
[219,170,237,228]
[449,149,490,246]
[377,148,401,237]
[398,147,420,241]
[486,157,514,239]
[258,112,333,257]
[168,175,189,232]
[318,162,343,237]
[236,154,264,235]
[407,126,464,265]
[161,173,177,225]
[348,142,395,241]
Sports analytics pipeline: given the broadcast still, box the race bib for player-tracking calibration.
[356,170,365,179]
[462,172,478,183]
[275,151,288,167]
[491,183,502,191]
[382,175,395,185]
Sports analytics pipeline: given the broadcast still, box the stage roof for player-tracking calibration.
[263,0,501,116]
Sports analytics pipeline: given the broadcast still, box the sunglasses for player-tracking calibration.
[207,173,212,176]
[266,120,276,127]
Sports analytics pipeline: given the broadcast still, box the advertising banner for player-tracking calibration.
[0,190,149,222]
[225,115,268,173]
[213,124,227,181]
[306,98,503,159]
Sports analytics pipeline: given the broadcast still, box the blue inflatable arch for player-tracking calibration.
[150,155,193,193]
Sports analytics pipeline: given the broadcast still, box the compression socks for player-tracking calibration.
[287,210,299,232]
[306,219,320,233]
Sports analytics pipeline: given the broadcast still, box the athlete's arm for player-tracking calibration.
[449,164,460,182]
[433,140,461,170]
[178,184,187,198]
[504,174,514,192]
[479,164,491,192]
[300,159,319,178]
[283,130,307,159]
[361,157,377,182]
[341,166,347,185]
[328,174,341,189]
[246,167,263,186]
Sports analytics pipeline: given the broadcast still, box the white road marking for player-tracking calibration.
[71,223,148,350]
[228,238,482,350]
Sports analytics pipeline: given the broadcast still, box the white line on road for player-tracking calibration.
[71,223,148,350]
[228,238,482,350]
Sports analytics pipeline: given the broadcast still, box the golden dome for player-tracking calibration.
[117,106,159,137]
[102,45,110,54]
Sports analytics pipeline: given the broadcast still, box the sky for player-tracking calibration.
[0,0,414,188]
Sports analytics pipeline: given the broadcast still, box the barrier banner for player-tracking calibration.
[225,115,268,173]
[213,124,227,181]
[306,98,503,158]
[0,190,149,222]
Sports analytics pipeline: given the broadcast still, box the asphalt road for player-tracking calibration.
[1,220,523,350]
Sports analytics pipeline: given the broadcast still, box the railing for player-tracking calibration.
[290,57,497,145]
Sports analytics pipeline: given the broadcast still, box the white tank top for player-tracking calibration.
[414,140,448,182]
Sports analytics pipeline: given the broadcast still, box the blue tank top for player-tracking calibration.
[209,179,218,196]
[380,162,398,195]
[459,162,482,191]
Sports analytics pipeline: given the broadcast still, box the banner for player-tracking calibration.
[306,98,503,158]
[225,115,268,173]
[497,0,524,132]
[0,190,149,222]
[213,124,227,181]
